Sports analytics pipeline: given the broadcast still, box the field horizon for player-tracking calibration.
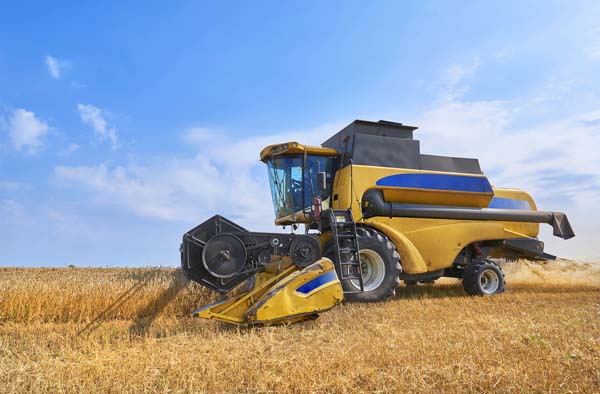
[1,259,598,393]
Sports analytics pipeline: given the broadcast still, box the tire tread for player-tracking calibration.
[463,259,506,296]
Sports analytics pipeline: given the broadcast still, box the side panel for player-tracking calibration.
[333,165,495,209]
[491,187,539,237]
[362,219,429,274]
[332,165,541,272]
[401,221,506,271]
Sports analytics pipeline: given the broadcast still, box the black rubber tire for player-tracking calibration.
[326,227,401,302]
[463,260,506,296]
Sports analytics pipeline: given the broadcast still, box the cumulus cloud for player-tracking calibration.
[438,57,481,101]
[0,199,33,225]
[54,56,600,259]
[0,180,30,191]
[6,108,50,152]
[417,101,600,204]
[77,104,118,149]
[56,162,216,221]
[587,42,600,60]
[585,28,600,60]
[45,55,66,79]
[413,60,600,260]
[55,98,600,259]
[57,143,80,157]
[55,122,341,231]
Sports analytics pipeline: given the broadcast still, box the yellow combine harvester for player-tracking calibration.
[181,119,574,325]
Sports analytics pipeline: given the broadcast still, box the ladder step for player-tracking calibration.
[326,208,364,292]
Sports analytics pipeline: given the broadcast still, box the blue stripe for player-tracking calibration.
[376,173,493,194]
[296,270,338,294]
[488,197,531,210]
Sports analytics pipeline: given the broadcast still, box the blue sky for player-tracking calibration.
[1,1,599,266]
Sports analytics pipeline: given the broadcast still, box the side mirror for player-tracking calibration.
[317,171,327,191]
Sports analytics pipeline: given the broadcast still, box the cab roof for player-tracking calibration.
[260,142,338,162]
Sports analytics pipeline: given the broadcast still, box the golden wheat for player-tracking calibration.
[0,260,598,393]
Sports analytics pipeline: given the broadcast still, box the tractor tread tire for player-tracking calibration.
[339,227,402,303]
[463,259,506,296]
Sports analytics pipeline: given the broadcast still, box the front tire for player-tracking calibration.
[463,260,505,296]
[334,227,402,302]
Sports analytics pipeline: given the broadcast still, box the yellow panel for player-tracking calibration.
[492,187,539,237]
[331,165,353,210]
[192,259,343,326]
[260,142,338,161]
[363,219,428,274]
[246,258,343,324]
[403,221,506,271]
[330,164,543,273]
[332,165,497,219]
[382,188,491,208]
[192,265,298,324]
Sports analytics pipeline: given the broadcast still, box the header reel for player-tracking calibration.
[181,215,322,293]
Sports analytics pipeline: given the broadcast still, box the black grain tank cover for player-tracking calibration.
[321,119,482,174]
[322,119,416,151]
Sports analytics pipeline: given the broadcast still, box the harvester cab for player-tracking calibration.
[260,142,337,226]
[181,119,574,326]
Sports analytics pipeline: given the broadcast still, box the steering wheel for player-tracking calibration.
[291,179,303,193]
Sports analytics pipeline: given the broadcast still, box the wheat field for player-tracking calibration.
[0,260,598,393]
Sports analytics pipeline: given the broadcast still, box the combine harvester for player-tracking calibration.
[181,120,574,325]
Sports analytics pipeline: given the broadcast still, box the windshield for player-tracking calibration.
[266,154,334,219]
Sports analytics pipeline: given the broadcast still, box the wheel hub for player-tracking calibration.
[350,249,385,292]
[480,269,500,294]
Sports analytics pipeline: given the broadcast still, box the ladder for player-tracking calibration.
[325,209,364,292]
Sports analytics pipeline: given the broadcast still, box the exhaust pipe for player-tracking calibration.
[361,189,575,240]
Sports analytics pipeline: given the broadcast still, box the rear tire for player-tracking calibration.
[327,227,401,302]
[463,260,505,296]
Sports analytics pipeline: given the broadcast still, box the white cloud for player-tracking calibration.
[55,102,600,259]
[58,143,80,157]
[181,127,221,146]
[438,57,481,101]
[0,181,30,191]
[585,28,600,60]
[45,55,64,79]
[587,42,600,60]
[417,101,600,203]
[55,122,340,231]
[6,108,50,152]
[70,81,87,89]
[494,46,513,61]
[412,61,600,260]
[443,57,481,87]
[55,54,600,260]
[0,199,33,225]
[77,104,118,149]
[54,159,267,226]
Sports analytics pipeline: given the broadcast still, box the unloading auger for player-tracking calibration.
[181,119,574,326]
